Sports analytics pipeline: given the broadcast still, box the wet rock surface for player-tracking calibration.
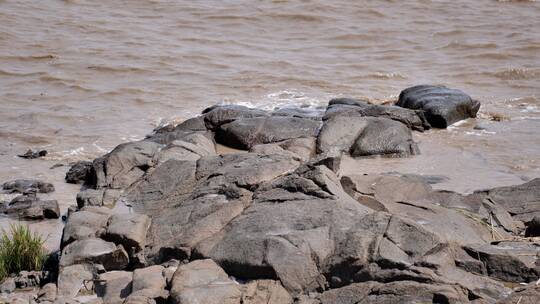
[18,95,540,303]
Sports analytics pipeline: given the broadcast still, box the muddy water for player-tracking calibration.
[0,0,539,250]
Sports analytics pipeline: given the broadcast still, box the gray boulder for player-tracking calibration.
[103,213,151,254]
[57,264,95,298]
[92,140,161,189]
[60,238,129,270]
[250,137,316,162]
[37,283,57,302]
[154,132,216,164]
[170,259,242,304]
[61,209,110,248]
[240,280,293,304]
[65,161,94,184]
[95,271,133,304]
[397,85,480,128]
[202,104,269,130]
[317,115,418,157]
[130,265,168,302]
[76,189,105,208]
[216,116,321,150]
[2,179,54,194]
[326,98,430,131]
[5,194,60,219]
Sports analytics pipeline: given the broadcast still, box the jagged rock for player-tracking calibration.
[130,266,168,302]
[216,116,320,150]
[14,270,48,288]
[170,259,242,304]
[396,85,480,128]
[77,189,105,208]
[463,242,540,283]
[326,98,431,131]
[61,209,110,248]
[525,216,540,237]
[103,214,151,254]
[4,195,60,219]
[250,137,316,161]
[240,280,293,304]
[202,105,269,130]
[340,174,500,244]
[92,140,161,189]
[317,115,418,157]
[65,161,94,184]
[147,116,210,145]
[37,283,57,302]
[2,179,54,194]
[474,178,540,223]
[57,264,95,298]
[60,238,129,270]
[317,281,470,304]
[95,271,133,304]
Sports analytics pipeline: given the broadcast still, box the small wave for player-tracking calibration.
[0,54,58,60]
[493,68,540,80]
[86,65,147,73]
[268,13,323,22]
[369,72,407,80]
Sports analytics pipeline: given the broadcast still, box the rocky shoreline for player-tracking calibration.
[1,85,539,304]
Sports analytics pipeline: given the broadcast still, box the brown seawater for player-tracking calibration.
[0,0,539,250]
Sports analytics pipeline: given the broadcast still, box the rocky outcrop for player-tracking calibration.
[51,99,540,304]
[396,85,481,128]
[3,194,60,219]
[2,179,54,194]
[65,161,94,184]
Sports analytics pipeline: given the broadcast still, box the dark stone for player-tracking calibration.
[17,149,47,159]
[396,85,480,128]
[4,195,60,219]
[202,104,269,130]
[216,116,321,150]
[2,179,54,194]
[525,216,540,237]
[65,161,93,184]
[326,98,431,131]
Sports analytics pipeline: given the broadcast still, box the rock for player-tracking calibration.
[195,166,372,294]
[4,195,60,219]
[202,105,269,130]
[170,259,242,304]
[497,283,540,304]
[475,178,540,223]
[37,283,57,302]
[92,140,161,189]
[317,281,470,304]
[272,107,324,120]
[0,277,16,293]
[240,280,293,304]
[326,98,431,131]
[349,117,419,157]
[2,179,54,194]
[18,149,47,159]
[103,214,151,255]
[317,115,418,157]
[396,85,480,128]
[130,266,168,302]
[525,216,540,237]
[77,189,105,208]
[154,132,216,164]
[65,161,94,184]
[60,238,129,270]
[57,264,95,298]
[250,137,316,161]
[14,270,48,288]
[463,242,540,283]
[61,209,110,248]
[216,116,321,150]
[95,271,133,304]
[340,174,499,244]
[147,116,210,145]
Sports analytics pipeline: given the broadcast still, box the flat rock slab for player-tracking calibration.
[62,209,111,247]
[103,213,151,254]
[95,271,133,304]
[397,85,480,128]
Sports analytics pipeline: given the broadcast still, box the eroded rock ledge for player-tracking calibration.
[7,86,538,304]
